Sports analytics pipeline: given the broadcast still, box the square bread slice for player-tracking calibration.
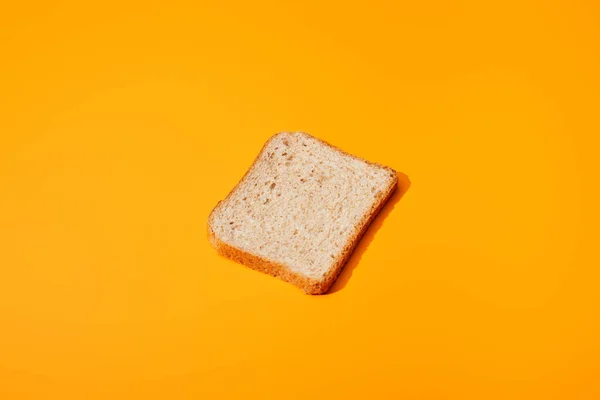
[208,132,398,294]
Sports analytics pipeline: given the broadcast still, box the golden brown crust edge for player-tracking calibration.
[208,226,330,294]
[207,132,399,295]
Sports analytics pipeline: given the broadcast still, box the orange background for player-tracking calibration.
[1,1,600,399]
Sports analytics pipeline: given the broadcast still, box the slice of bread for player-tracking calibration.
[208,132,398,294]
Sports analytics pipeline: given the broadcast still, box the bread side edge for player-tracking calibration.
[207,223,328,294]
[313,172,399,294]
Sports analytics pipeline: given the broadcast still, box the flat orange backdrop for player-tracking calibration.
[1,1,600,399]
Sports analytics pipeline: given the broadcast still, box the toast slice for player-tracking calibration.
[208,132,398,294]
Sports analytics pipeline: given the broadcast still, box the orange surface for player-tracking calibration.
[1,1,600,399]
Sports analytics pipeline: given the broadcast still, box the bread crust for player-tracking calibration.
[207,132,399,295]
